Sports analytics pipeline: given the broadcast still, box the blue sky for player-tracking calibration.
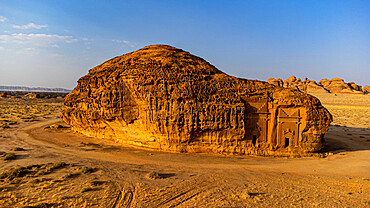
[0,0,369,89]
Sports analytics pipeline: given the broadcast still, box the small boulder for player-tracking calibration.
[363,86,370,93]
[26,93,40,99]
[0,92,7,98]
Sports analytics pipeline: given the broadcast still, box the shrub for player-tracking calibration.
[79,166,94,174]
[146,171,164,180]
[10,147,25,151]
[1,152,16,161]
[0,166,30,180]
[81,187,94,193]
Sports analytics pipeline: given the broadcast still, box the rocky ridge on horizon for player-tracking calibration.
[267,76,369,94]
[0,85,71,93]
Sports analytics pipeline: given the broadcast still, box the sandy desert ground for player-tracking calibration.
[0,93,369,207]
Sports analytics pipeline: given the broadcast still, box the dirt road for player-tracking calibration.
[0,116,369,207]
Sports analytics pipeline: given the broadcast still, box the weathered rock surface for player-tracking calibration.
[267,78,283,87]
[268,76,366,94]
[268,76,329,94]
[26,93,40,99]
[62,45,332,156]
[363,86,370,93]
[319,78,363,94]
[0,92,7,98]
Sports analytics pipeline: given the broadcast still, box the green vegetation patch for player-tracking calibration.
[0,162,67,181]
[0,151,16,161]
[89,180,107,186]
[78,166,95,174]
[10,147,25,151]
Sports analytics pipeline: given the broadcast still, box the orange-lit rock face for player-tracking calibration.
[61,45,332,156]
[268,76,366,94]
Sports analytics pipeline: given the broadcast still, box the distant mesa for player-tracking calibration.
[0,90,68,99]
[0,86,70,99]
[61,45,332,156]
[268,76,369,94]
[0,85,71,93]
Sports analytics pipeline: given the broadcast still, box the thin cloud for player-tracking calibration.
[112,39,137,48]
[12,23,48,29]
[82,37,91,46]
[48,53,62,57]
[16,48,39,56]
[0,16,7,22]
[0,46,4,50]
[0,33,78,46]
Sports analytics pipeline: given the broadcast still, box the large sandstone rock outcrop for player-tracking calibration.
[61,45,332,156]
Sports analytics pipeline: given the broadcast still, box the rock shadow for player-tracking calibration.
[320,125,370,153]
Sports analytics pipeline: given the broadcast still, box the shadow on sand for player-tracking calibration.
[320,125,370,153]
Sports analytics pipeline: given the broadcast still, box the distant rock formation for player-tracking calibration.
[62,45,332,156]
[0,92,7,98]
[26,93,40,99]
[0,86,71,93]
[363,86,370,93]
[266,78,283,87]
[0,91,68,99]
[268,76,367,94]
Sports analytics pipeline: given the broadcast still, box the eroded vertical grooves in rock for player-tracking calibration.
[61,45,332,156]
